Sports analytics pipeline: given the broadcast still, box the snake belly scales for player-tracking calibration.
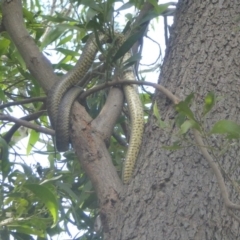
[47,33,144,184]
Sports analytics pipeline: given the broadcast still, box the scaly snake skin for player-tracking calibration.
[47,34,108,151]
[47,33,144,184]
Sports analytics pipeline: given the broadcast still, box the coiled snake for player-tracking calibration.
[47,33,144,184]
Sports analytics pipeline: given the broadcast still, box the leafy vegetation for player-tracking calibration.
[0,0,172,239]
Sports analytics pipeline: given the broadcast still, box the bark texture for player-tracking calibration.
[107,1,240,239]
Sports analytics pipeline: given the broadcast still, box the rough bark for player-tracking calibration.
[108,1,240,239]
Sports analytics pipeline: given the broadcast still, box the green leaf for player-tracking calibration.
[57,35,73,47]
[162,141,182,150]
[85,8,99,22]
[24,184,58,226]
[138,10,159,25]
[81,0,102,12]
[55,48,80,57]
[9,225,45,237]
[122,20,132,34]
[12,50,26,70]
[180,120,200,134]
[0,136,10,180]
[41,28,63,49]
[175,113,186,128]
[148,1,169,14]
[55,182,79,203]
[113,26,146,62]
[0,38,10,55]
[116,2,134,11]
[78,181,93,206]
[55,12,78,22]
[123,53,141,69]
[41,24,75,49]
[153,101,160,120]
[184,92,194,105]
[0,87,7,102]
[14,163,33,176]
[175,101,196,122]
[153,101,166,128]
[210,120,240,139]
[22,7,34,23]
[27,130,40,155]
[203,91,215,116]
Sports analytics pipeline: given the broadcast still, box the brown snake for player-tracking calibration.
[47,33,144,184]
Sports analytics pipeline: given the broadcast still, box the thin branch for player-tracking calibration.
[112,131,127,147]
[3,106,46,143]
[163,15,168,46]
[92,86,124,140]
[0,217,32,227]
[193,130,240,212]
[141,35,162,67]
[0,114,54,136]
[80,79,180,105]
[0,97,46,110]
[82,64,108,88]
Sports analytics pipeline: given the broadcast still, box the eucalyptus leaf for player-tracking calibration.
[27,130,40,155]
[211,120,240,139]
[203,92,215,116]
[175,101,196,122]
[24,184,59,227]
[113,26,146,61]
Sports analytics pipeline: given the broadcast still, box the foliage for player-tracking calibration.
[154,92,240,157]
[0,0,172,239]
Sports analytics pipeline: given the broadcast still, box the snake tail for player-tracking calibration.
[121,67,144,183]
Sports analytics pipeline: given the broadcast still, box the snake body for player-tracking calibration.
[47,34,108,151]
[47,34,107,129]
[121,71,144,184]
[47,33,144,184]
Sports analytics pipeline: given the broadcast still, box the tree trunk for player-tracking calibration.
[107,1,240,239]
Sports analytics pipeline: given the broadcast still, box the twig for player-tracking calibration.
[193,130,240,212]
[80,79,180,105]
[0,217,31,227]
[0,97,46,109]
[112,131,127,147]
[0,114,54,136]
[3,106,47,143]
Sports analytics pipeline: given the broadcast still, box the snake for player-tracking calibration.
[47,32,144,184]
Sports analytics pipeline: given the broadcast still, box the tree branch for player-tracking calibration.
[0,114,54,136]
[3,107,46,143]
[112,131,127,147]
[92,87,124,142]
[193,130,240,214]
[70,103,123,232]
[81,79,180,105]
[0,97,46,110]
